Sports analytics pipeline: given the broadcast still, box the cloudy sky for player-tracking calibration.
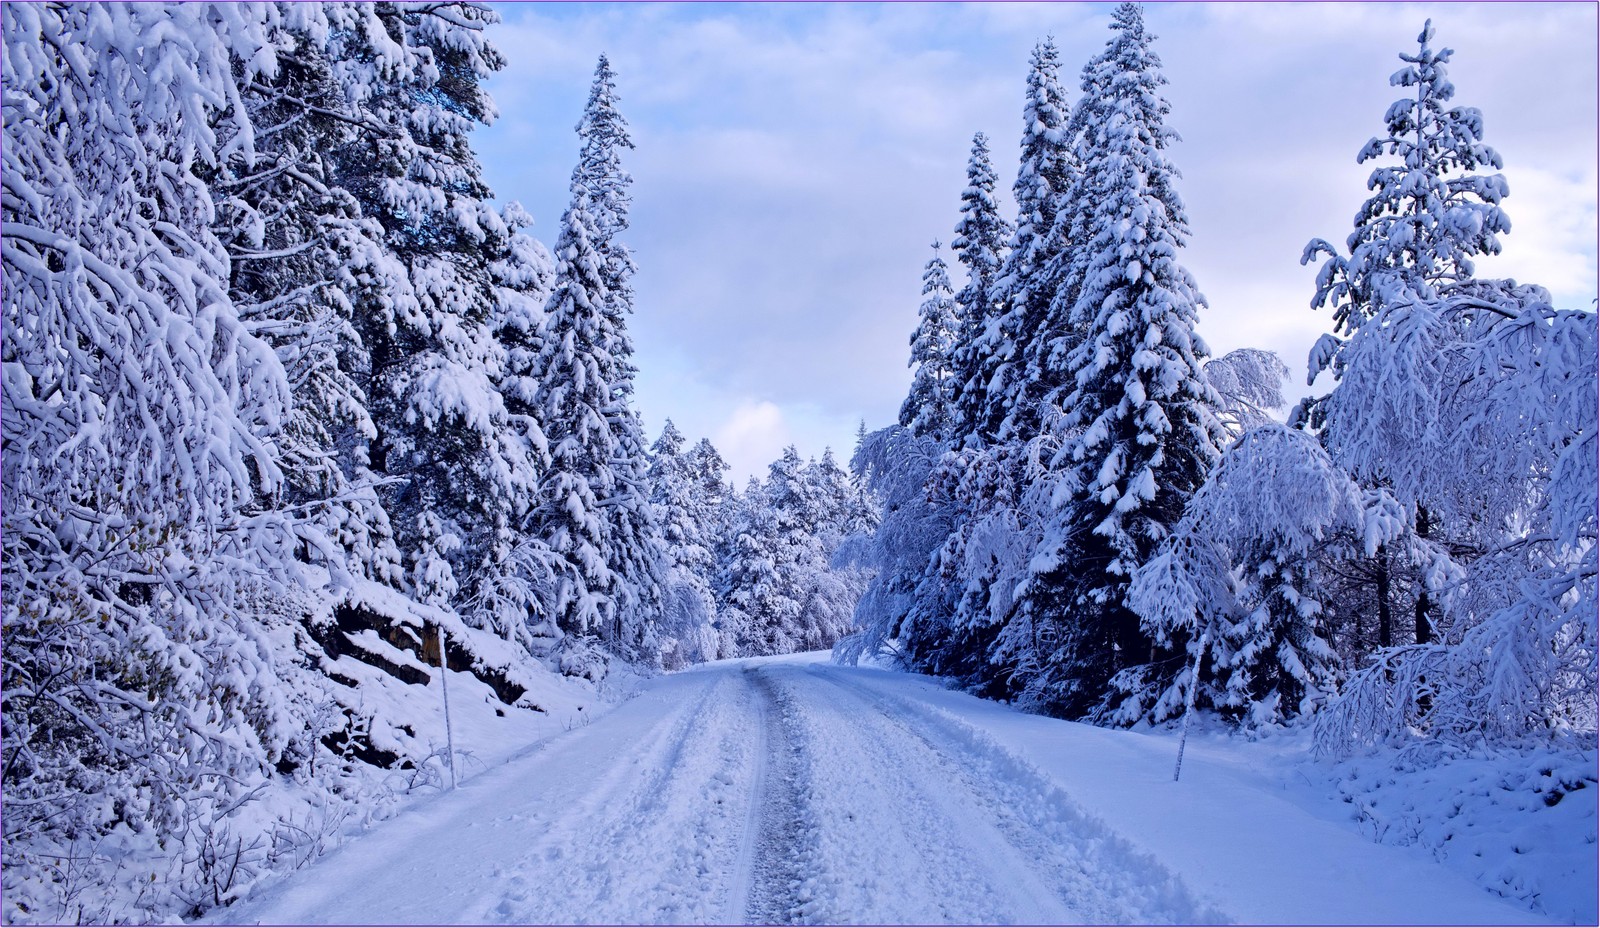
[473,1,1598,482]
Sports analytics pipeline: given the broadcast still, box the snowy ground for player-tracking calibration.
[211,653,1588,926]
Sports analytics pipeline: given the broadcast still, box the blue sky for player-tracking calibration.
[473,1,1598,481]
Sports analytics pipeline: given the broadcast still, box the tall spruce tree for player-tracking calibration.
[572,54,637,304]
[1302,19,1510,350]
[1014,2,1228,718]
[1300,20,1515,659]
[214,5,412,593]
[568,54,666,652]
[1033,20,1122,410]
[322,3,544,636]
[529,192,623,646]
[900,242,961,441]
[648,421,721,666]
[948,132,1014,447]
[994,37,1078,443]
[917,42,1081,693]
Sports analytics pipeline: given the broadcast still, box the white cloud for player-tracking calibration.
[1474,165,1599,307]
[713,400,792,487]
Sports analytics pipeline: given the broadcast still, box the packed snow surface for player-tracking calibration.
[214,653,1561,925]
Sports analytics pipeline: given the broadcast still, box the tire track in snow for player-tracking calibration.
[759,663,1081,925]
[805,664,1233,925]
[466,669,759,924]
[736,665,815,925]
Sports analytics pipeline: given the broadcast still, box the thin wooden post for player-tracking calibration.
[437,623,456,789]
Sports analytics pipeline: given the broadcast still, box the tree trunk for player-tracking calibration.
[1414,505,1433,645]
[1376,545,1392,649]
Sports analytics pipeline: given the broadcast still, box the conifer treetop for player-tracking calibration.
[1303,19,1510,346]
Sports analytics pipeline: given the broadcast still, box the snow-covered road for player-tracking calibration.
[217,655,1547,925]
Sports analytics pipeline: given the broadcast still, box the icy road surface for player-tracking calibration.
[218,655,1544,925]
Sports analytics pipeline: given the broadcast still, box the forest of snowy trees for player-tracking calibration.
[841,5,1596,753]
[1,1,1594,923]
[1,3,870,921]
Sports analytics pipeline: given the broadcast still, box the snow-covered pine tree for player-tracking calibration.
[808,447,879,548]
[715,477,788,656]
[478,202,565,647]
[948,132,1014,448]
[918,41,1079,695]
[1299,19,1516,663]
[715,447,869,656]
[213,2,565,787]
[685,437,740,657]
[492,203,556,446]
[528,192,623,658]
[321,2,542,639]
[993,37,1078,444]
[757,448,831,653]
[1301,19,1510,354]
[648,421,721,667]
[900,242,962,441]
[571,53,637,306]
[687,437,733,531]
[1014,2,1229,719]
[1028,20,1121,422]
[925,133,1021,692]
[1124,426,1356,726]
[567,53,666,656]
[214,4,409,594]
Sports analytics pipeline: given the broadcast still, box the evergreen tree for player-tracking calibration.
[567,53,666,653]
[687,437,734,542]
[493,204,557,438]
[715,478,785,656]
[649,422,704,570]
[809,447,879,545]
[715,447,869,656]
[948,132,1014,447]
[649,421,721,666]
[900,242,961,441]
[1301,19,1510,351]
[919,41,1079,695]
[1016,2,1228,718]
[528,193,622,645]
[322,2,542,635]
[1032,19,1122,413]
[214,8,410,594]
[931,135,1019,686]
[478,203,564,645]
[1299,19,1516,663]
[994,37,1079,443]
[571,53,637,305]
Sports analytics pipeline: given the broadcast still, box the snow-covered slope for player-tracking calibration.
[210,653,1581,925]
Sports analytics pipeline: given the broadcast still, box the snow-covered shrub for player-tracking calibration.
[1117,425,1358,726]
